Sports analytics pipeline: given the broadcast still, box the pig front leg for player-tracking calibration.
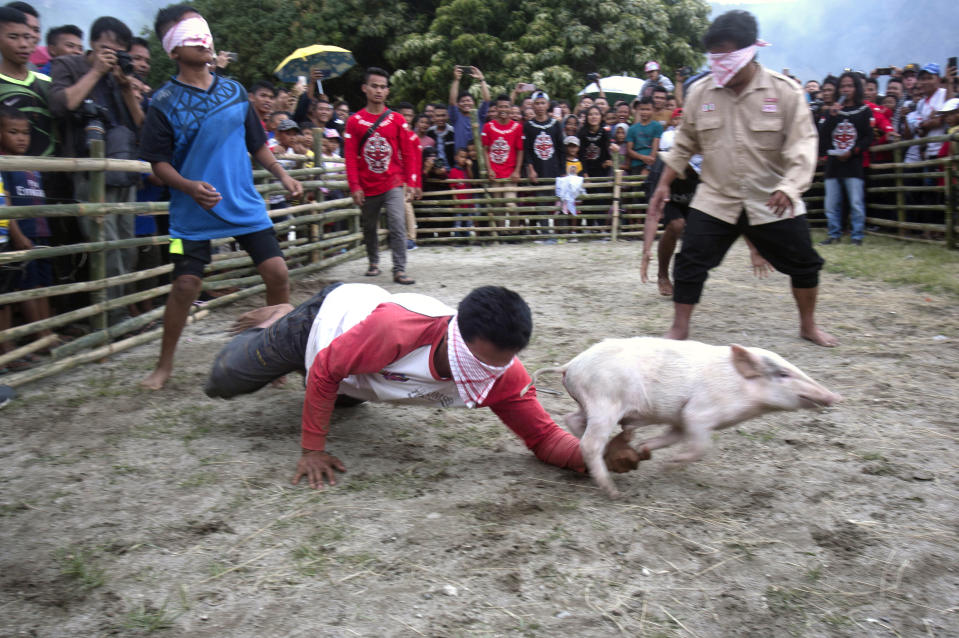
[667,421,712,465]
[635,426,684,453]
[580,414,621,498]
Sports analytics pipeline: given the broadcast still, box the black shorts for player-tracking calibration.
[673,209,823,305]
[170,227,282,280]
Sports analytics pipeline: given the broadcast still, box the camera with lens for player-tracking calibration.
[678,66,692,78]
[586,72,600,85]
[78,98,110,147]
[115,50,135,76]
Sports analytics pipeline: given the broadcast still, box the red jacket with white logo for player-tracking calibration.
[344,108,421,196]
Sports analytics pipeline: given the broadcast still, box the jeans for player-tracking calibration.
[361,187,407,273]
[824,177,865,241]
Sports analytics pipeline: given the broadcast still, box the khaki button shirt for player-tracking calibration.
[663,65,817,225]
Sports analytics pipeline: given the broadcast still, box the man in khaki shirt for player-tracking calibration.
[648,10,837,347]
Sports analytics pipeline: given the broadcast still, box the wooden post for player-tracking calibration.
[87,139,107,333]
[311,128,323,263]
[947,141,956,249]
[894,147,905,238]
[611,168,623,241]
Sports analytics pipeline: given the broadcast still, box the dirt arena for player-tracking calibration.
[2,240,957,637]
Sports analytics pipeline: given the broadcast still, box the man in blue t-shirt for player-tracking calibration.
[138,4,302,390]
[447,65,490,151]
[625,96,664,175]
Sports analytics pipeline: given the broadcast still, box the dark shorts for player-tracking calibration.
[204,282,343,399]
[170,227,282,280]
[673,209,824,305]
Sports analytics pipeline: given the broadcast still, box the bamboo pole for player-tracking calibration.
[946,145,955,249]
[0,156,150,173]
[87,139,107,333]
[0,200,170,219]
[611,169,623,241]
[894,147,905,238]
[0,333,60,368]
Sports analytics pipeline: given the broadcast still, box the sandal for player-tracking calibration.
[393,272,415,285]
[364,264,381,277]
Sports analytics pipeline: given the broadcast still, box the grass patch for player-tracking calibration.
[56,546,105,591]
[122,601,179,633]
[810,229,959,297]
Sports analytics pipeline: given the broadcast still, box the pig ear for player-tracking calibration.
[730,344,763,379]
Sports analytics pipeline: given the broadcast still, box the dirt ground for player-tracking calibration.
[2,240,957,638]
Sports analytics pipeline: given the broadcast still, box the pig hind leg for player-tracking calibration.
[635,425,684,454]
[579,405,622,498]
[667,422,712,465]
[564,409,587,437]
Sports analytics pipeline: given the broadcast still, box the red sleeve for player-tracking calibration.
[481,361,586,473]
[403,128,422,189]
[301,305,442,450]
[343,115,361,193]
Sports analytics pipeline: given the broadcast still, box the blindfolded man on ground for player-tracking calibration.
[204,283,646,488]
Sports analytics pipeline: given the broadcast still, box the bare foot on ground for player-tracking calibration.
[657,277,673,297]
[664,326,689,340]
[140,366,172,390]
[801,327,839,347]
[229,304,295,335]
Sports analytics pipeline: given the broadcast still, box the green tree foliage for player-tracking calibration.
[144,0,708,109]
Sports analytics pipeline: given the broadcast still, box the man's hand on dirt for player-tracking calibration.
[293,450,346,489]
[604,430,650,473]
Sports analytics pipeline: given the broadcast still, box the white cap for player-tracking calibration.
[645,61,660,73]
[531,90,549,101]
[563,135,580,146]
[937,97,959,114]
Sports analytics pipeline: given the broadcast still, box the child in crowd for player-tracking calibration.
[564,136,583,176]
[609,123,629,172]
[556,136,586,231]
[448,147,473,237]
[0,106,55,359]
[625,96,662,176]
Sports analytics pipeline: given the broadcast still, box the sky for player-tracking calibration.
[709,0,959,89]
[44,0,959,91]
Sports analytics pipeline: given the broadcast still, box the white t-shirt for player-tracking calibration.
[916,88,947,158]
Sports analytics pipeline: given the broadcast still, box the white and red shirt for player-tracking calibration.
[481,119,524,179]
[300,284,584,471]
[916,87,947,158]
[344,108,421,196]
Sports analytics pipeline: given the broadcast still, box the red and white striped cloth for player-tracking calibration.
[447,314,513,408]
[162,16,214,55]
[706,40,769,88]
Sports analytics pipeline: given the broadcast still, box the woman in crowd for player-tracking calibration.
[577,106,612,228]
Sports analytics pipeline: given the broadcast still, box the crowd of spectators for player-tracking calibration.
[0,0,957,369]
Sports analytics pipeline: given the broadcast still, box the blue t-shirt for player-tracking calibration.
[138,74,271,241]
[448,101,489,152]
[1,169,48,238]
[625,120,664,169]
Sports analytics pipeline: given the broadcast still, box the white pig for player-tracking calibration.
[525,337,841,498]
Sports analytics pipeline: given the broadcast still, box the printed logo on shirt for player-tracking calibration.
[364,131,392,174]
[533,130,555,160]
[702,103,716,112]
[380,370,410,382]
[832,120,857,152]
[762,104,777,113]
[584,142,600,161]
[489,137,510,164]
[407,388,455,407]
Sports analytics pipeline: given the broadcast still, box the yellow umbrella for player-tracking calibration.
[273,45,356,91]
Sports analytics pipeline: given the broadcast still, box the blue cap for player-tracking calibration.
[919,63,941,76]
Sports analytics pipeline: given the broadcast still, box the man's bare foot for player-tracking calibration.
[800,327,839,347]
[664,326,689,340]
[657,277,673,297]
[140,367,172,390]
[229,303,294,335]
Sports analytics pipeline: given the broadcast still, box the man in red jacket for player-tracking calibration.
[344,67,420,285]
[205,283,646,489]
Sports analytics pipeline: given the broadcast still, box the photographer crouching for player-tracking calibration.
[49,16,144,324]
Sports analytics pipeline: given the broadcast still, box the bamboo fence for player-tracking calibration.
[0,130,955,389]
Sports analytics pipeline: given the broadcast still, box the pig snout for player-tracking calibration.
[799,386,841,409]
